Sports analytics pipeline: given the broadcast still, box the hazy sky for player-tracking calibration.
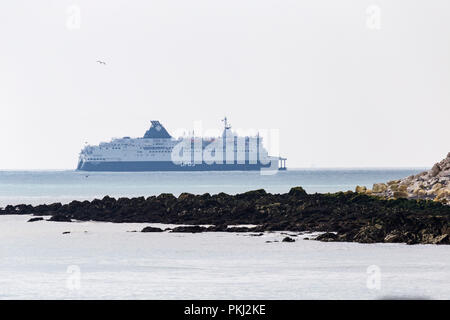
[0,0,449,169]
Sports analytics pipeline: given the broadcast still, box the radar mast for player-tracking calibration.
[222,116,231,130]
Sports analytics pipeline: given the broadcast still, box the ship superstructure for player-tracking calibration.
[77,118,286,171]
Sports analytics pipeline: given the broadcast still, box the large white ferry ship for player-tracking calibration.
[77,118,286,171]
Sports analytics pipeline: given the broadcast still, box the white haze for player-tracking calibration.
[0,0,449,169]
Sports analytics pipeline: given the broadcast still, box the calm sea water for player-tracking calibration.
[0,168,425,206]
[1,214,450,299]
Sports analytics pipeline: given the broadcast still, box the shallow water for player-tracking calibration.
[0,169,424,206]
[1,215,449,300]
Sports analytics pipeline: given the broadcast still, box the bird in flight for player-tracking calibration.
[96,60,106,65]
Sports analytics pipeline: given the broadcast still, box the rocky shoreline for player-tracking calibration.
[356,152,450,204]
[2,186,450,245]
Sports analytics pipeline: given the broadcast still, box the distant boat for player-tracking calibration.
[77,118,286,172]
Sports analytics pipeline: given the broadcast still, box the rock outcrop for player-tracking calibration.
[356,152,450,204]
[141,226,164,232]
[282,237,295,243]
[170,226,207,233]
[48,214,72,222]
[2,186,450,245]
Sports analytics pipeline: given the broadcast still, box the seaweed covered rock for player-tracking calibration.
[282,236,295,243]
[288,187,307,198]
[315,232,338,242]
[170,226,207,233]
[48,215,72,222]
[141,226,164,232]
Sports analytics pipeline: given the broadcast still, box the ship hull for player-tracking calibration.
[77,160,274,172]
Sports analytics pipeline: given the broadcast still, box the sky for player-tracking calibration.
[0,0,449,169]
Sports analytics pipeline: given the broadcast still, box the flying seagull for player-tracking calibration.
[96,60,106,65]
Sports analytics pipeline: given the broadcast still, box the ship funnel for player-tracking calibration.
[143,121,172,139]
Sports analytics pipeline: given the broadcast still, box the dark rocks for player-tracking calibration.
[236,189,267,200]
[282,236,295,243]
[141,226,164,232]
[157,193,177,201]
[384,231,417,244]
[207,224,229,232]
[352,225,386,244]
[419,232,450,245]
[170,226,207,233]
[168,225,255,233]
[433,234,449,245]
[27,217,44,222]
[2,185,450,245]
[315,232,338,242]
[178,192,196,201]
[62,231,70,234]
[48,215,72,222]
[384,232,403,243]
[288,186,307,198]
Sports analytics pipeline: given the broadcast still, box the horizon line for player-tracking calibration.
[0,166,430,172]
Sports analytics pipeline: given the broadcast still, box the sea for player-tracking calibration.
[2,168,450,300]
[0,168,426,206]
